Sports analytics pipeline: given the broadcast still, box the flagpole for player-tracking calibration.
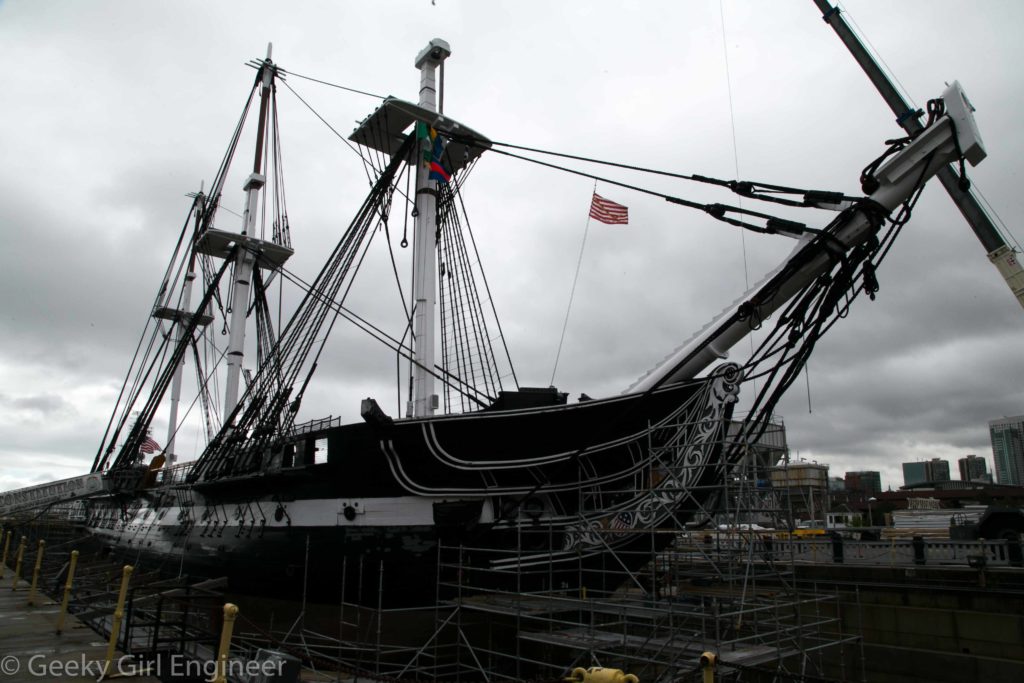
[549,184,596,386]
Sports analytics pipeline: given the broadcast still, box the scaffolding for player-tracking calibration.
[416,421,860,682]
[215,411,862,682]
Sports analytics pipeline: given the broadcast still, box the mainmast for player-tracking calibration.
[225,44,274,416]
[192,44,293,425]
[409,39,452,417]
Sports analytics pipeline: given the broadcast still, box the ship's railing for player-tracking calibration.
[671,532,1023,568]
[139,416,340,488]
[287,415,342,437]
[150,461,195,488]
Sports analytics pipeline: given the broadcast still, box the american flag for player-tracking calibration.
[589,193,629,225]
[140,437,160,454]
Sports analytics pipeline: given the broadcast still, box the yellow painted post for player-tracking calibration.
[0,530,11,579]
[11,537,27,590]
[99,565,134,681]
[700,652,717,683]
[567,668,638,683]
[56,550,80,635]
[27,539,45,605]
[211,603,240,683]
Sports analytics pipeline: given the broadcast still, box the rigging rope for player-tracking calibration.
[451,168,519,390]
[92,197,201,471]
[277,67,387,100]
[105,258,233,471]
[719,0,760,406]
[445,133,856,211]
[549,184,594,387]
[728,143,934,457]
[460,141,830,239]
[189,135,418,482]
[435,175,506,410]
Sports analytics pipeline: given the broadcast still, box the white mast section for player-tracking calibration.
[153,185,214,468]
[224,44,273,417]
[165,213,198,466]
[409,39,452,418]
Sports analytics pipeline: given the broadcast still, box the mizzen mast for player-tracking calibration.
[153,186,210,467]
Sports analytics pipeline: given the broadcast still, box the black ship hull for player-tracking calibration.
[85,364,740,606]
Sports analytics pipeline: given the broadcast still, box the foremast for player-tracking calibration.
[409,39,452,417]
[347,39,493,419]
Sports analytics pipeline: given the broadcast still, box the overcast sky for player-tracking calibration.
[1,0,1022,494]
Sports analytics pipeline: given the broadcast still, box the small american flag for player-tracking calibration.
[589,193,628,225]
[140,437,160,454]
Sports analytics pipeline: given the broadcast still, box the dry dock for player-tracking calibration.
[0,578,159,683]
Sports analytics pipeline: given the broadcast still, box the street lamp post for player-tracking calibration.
[867,496,878,527]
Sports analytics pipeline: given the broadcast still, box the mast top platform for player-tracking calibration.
[194,228,294,270]
[349,98,490,173]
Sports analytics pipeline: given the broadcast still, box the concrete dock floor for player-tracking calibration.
[0,577,159,683]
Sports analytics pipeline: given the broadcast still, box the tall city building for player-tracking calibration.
[928,458,951,482]
[989,415,1024,485]
[902,461,929,487]
[958,454,990,483]
[901,459,951,487]
[844,470,882,497]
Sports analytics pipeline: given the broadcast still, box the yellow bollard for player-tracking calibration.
[27,539,46,606]
[567,667,638,683]
[56,550,80,635]
[99,565,134,681]
[211,603,240,683]
[11,537,27,590]
[0,530,11,579]
[699,652,717,683]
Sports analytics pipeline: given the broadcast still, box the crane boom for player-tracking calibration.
[814,0,1024,309]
